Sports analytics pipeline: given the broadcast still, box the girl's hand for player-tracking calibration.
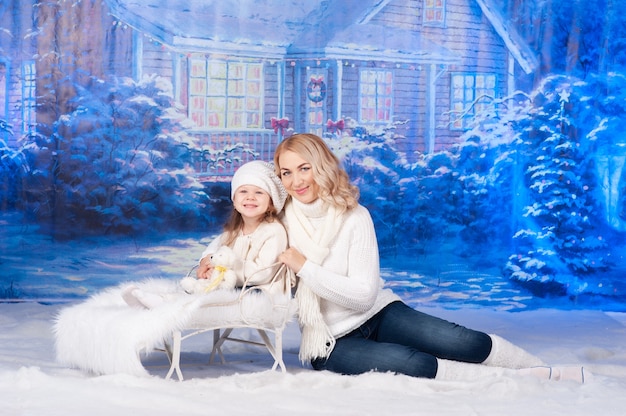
[196,256,214,279]
[278,248,307,274]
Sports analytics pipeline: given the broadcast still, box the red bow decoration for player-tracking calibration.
[310,76,324,86]
[271,117,290,134]
[326,119,345,133]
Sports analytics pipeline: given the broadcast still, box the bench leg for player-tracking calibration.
[165,330,184,381]
[257,329,286,373]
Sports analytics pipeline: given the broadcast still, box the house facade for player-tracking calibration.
[1,0,536,177]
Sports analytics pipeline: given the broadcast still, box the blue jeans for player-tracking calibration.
[311,301,492,378]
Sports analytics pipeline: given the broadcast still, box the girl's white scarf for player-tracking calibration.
[285,199,343,362]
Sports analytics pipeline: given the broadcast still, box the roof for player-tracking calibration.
[105,0,534,69]
[104,0,457,63]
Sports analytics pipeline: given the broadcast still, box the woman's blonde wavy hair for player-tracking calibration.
[273,133,359,213]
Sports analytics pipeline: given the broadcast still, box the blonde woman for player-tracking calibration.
[274,133,586,382]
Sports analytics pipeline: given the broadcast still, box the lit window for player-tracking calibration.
[359,69,393,124]
[22,61,36,134]
[423,0,446,26]
[450,73,497,130]
[189,58,263,129]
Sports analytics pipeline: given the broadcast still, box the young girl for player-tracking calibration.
[274,133,587,382]
[195,160,289,290]
[123,160,289,308]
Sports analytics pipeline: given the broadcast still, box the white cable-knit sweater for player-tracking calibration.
[201,221,288,287]
[284,199,400,339]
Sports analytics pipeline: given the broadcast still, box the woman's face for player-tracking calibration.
[278,150,320,204]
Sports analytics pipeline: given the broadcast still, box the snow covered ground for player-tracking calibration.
[2,221,626,415]
[1,301,626,415]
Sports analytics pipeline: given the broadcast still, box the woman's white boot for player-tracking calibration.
[482,334,545,369]
[480,334,590,382]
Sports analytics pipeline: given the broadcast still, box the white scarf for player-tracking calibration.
[285,199,343,362]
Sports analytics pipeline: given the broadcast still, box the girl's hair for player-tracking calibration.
[274,133,359,212]
[220,197,279,247]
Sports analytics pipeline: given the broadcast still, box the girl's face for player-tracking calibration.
[278,150,320,204]
[232,185,272,221]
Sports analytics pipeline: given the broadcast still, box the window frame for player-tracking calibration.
[188,57,264,130]
[449,72,498,131]
[358,68,394,125]
[21,60,36,135]
[423,0,446,27]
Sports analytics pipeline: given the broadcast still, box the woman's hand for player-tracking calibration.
[196,256,214,279]
[279,247,307,274]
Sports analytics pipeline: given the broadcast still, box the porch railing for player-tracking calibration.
[192,130,281,181]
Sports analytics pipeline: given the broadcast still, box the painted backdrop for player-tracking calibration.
[1,0,625,311]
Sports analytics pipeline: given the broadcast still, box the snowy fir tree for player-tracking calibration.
[505,76,612,296]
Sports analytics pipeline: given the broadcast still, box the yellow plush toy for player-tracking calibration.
[180,246,238,294]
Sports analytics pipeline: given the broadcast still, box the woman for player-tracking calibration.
[275,133,586,382]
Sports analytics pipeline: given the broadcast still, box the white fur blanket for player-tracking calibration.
[54,278,293,377]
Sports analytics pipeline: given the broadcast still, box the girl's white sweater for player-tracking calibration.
[201,221,288,287]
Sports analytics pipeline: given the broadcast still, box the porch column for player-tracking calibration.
[335,59,343,120]
[427,63,437,154]
[277,60,286,119]
[132,31,143,81]
[294,63,302,132]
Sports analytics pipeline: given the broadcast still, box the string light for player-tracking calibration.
[176,53,424,71]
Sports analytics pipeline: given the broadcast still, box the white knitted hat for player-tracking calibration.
[231,161,288,213]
